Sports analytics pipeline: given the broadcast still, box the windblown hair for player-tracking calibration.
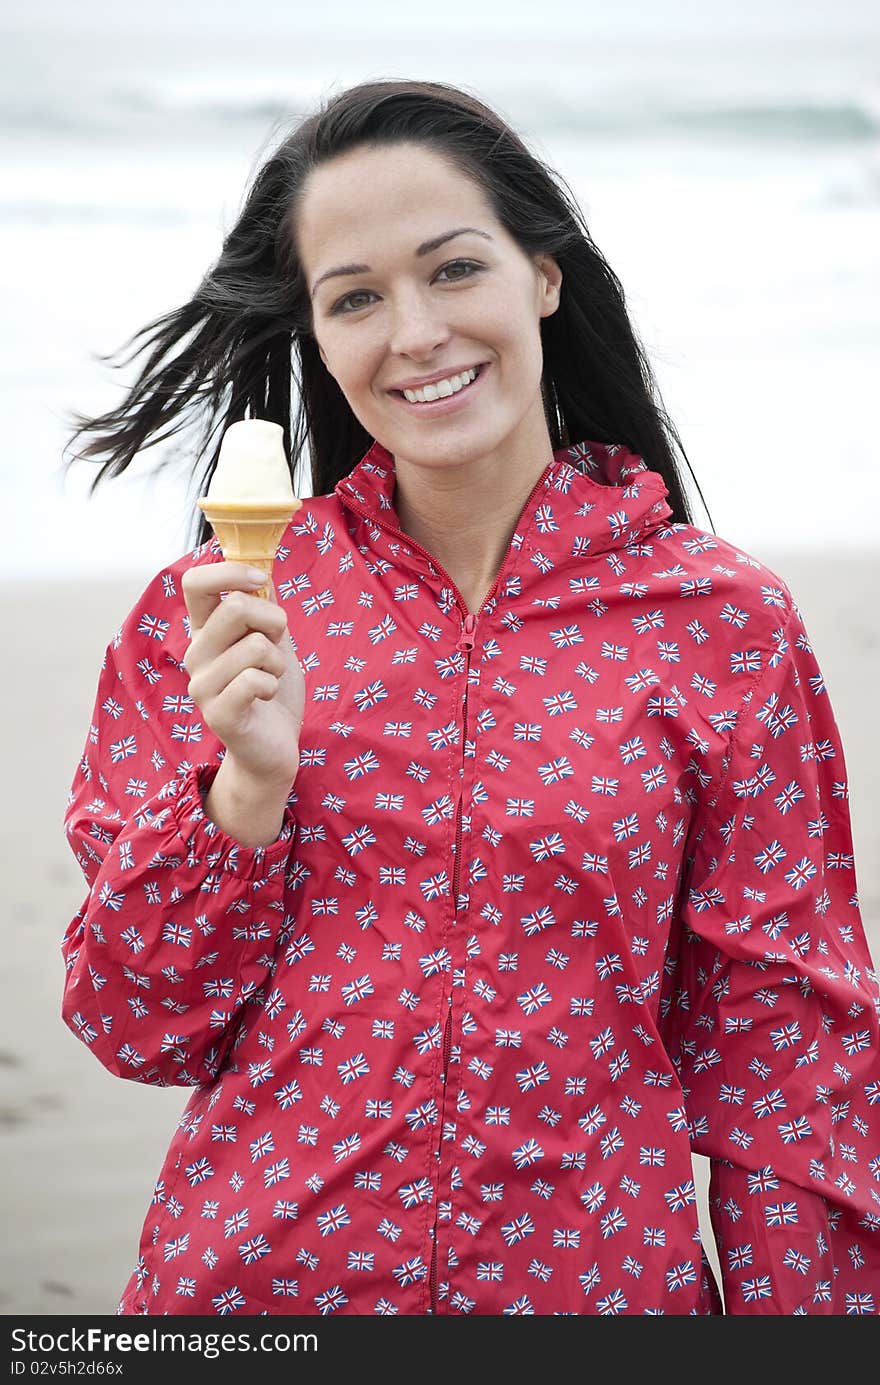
[62,77,711,549]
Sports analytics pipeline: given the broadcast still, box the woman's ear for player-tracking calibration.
[536,254,562,319]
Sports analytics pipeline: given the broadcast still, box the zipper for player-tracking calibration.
[457,611,477,651]
[428,993,454,1310]
[339,472,550,1312]
[428,612,475,1314]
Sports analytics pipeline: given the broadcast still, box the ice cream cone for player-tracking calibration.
[197,497,302,599]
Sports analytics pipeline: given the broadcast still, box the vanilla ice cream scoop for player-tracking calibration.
[207,418,294,503]
[197,419,301,599]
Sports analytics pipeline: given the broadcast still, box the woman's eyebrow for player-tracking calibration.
[310,227,493,299]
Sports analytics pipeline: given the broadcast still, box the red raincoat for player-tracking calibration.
[62,437,880,1315]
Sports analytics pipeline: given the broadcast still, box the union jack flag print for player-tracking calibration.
[61,438,880,1314]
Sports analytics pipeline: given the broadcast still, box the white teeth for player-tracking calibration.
[403,366,479,404]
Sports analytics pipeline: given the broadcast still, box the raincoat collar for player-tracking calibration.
[334,435,674,563]
[168,436,673,668]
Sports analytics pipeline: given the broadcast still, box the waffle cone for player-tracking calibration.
[197,497,302,599]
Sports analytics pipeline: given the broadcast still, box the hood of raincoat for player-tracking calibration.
[332,437,674,600]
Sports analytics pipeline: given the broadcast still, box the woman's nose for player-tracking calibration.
[387,290,451,358]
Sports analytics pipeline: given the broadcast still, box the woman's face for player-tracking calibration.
[294,141,562,477]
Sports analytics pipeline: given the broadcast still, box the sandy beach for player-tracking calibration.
[2,550,877,1316]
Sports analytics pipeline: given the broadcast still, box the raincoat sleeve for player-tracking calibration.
[662,595,880,1314]
[61,566,297,1088]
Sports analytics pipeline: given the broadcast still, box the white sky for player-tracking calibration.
[3,0,879,40]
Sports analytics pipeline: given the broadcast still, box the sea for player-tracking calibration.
[1,0,878,577]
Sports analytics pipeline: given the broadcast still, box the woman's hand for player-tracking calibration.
[181,562,305,841]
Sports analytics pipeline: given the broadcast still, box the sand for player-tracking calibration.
[2,552,877,1315]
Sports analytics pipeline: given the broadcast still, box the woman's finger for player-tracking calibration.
[185,589,289,673]
[187,629,287,707]
[182,560,270,633]
[209,668,282,733]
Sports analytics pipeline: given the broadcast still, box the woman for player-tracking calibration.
[61,78,880,1316]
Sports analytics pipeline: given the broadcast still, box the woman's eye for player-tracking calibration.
[438,259,477,282]
[332,290,372,314]
[330,260,481,315]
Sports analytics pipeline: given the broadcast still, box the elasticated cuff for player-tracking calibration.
[167,761,296,879]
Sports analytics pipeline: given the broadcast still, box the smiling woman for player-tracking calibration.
[294,139,566,601]
[61,77,704,547]
[58,77,880,1318]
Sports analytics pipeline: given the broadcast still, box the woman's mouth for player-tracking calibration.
[390,362,490,416]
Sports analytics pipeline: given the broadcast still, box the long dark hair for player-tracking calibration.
[62,77,712,550]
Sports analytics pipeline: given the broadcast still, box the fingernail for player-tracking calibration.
[245,567,267,585]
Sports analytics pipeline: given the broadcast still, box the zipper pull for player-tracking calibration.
[457,612,477,652]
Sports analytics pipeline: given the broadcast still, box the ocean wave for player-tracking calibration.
[2,85,879,145]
